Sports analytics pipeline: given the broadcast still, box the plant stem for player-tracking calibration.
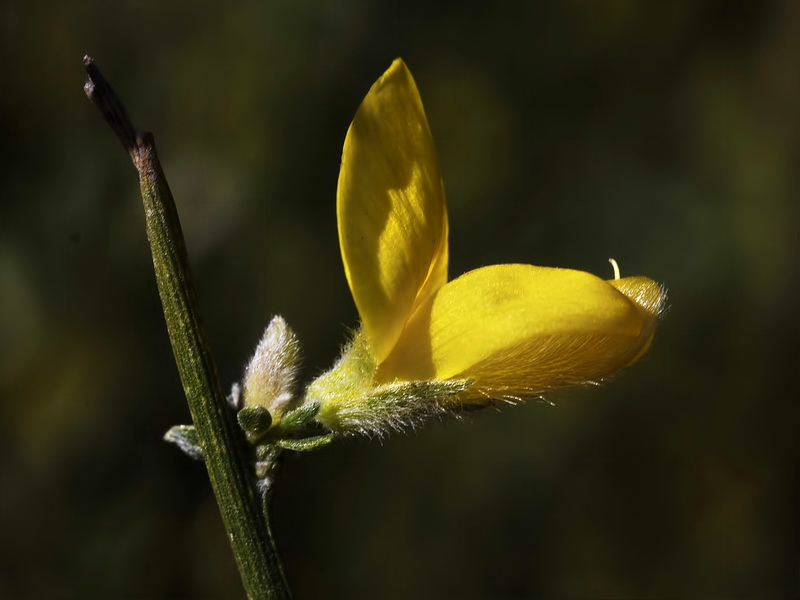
[83,56,291,600]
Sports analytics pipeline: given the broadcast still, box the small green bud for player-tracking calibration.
[237,406,273,444]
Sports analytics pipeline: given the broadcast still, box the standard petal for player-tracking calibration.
[377,264,664,401]
[338,58,448,364]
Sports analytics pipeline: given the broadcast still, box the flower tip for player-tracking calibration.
[609,276,668,319]
[390,57,408,72]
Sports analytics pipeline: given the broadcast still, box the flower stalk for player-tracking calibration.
[83,56,291,600]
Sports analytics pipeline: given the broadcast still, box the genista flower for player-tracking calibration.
[244,58,666,441]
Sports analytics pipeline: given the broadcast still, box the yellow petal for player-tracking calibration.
[377,264,665,401]
[338,58,448,364]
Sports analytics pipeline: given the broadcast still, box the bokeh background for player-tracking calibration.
[2,1,797,598]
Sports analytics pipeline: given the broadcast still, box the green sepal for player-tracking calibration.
[275,434,335,452]
[164,424,203,461]
[237,406,273,444]
[276,399,321,432]
[311,374,475,436]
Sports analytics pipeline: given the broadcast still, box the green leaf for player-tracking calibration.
[164,424,203,461]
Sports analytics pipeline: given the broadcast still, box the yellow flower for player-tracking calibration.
[303,59,666,436]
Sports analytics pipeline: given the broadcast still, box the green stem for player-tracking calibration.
[83,56,291,600]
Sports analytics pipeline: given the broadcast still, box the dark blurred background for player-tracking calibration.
[1,1,798,598]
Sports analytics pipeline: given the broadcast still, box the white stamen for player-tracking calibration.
[608,258,621,280]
